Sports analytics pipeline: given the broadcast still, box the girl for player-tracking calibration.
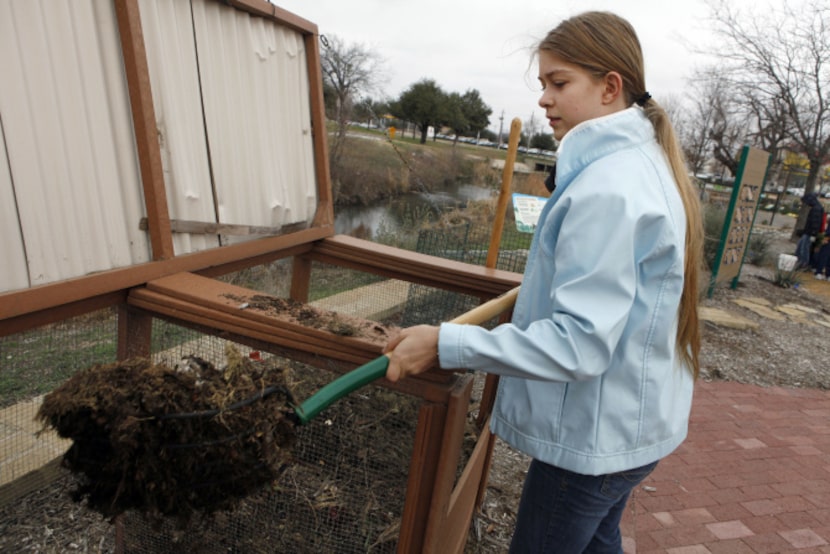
[384,11,703,553]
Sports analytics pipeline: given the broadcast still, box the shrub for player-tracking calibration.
[745,232,773,267]
[773,267,805,288]
[703,205,727,270]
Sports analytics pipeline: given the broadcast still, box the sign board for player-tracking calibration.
[512,193,547,233]
[708,146,772,296]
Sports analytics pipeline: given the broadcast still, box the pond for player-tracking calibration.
[333,183,496,237]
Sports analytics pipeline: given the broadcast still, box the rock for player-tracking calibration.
[742,296,773,306]
[730,298,786,320]
[778,302,822,315]
[775,304,813,320]
[699,306,760,329]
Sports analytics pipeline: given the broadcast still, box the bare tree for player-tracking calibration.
[523,112,540,150]
[745,93,790,189]
[677,73,736,179]
[320,35,387,168]
[703,0,830,197]
[709,83,749,178]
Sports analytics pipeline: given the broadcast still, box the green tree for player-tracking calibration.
[392,79,447,144]
[530,132,555,151]
[442,92,468,142]
[479,129,498,142]
[458,89,492,137]
[436,89,491,143]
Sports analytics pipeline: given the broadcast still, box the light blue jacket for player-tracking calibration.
[438,107,694,475]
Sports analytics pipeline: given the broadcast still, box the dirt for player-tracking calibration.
[224,293,393,341]
[36,347,298,525]
[118,358,422,553]
[5,225,830,553]
[8,354,422,554]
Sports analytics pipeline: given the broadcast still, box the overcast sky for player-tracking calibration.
[274,0,759,134]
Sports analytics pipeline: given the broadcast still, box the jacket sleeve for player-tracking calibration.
[439,176,653,382]
[805,205,824,236]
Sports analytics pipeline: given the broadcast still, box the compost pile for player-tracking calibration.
[36,346,297,524]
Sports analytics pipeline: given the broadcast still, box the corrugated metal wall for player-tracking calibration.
[0,114,28,292]
[191,0,317,238]
[0,0,319,293]
[139,0,220,255]
[0,0,151,290]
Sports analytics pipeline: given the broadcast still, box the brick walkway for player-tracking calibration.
[621,380,830,553]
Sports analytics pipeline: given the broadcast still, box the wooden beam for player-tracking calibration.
[306,26,335,228]
[423,376,474,552]
[309,235,522,296]
[290,255,312,302]
[440,425,495,554]
[221,0,319,35]
[137,272,390,354]
[128,292,378,364]
[114,0,174,260]
[117,305,152,360]
[0,227,326,325]
[399,402,448,554]
[138,218,309,237]
[0,292,125,337]
[123,305,457,404]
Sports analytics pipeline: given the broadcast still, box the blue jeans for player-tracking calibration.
[815,243,830,276]
[796,234,813,268]
[509,459,659,554]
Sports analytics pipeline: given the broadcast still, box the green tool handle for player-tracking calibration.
[293,355,389,425]
[291,285,520,426]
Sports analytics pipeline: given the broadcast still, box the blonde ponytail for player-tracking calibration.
[643,102,703,378]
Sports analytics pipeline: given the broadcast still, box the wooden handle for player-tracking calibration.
[450,286,520,325]
[486,118,523,269]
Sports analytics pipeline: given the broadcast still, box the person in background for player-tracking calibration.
[795,192,825,270]
[813,230,830,280]
[383,11,704,553]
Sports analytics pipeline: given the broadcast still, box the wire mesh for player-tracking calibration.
[0,309,118,496]
[0,216,518,551]
[402,221,529,326]
[122,324,414,553]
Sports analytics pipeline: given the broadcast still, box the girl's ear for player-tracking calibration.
[602,71,624,105]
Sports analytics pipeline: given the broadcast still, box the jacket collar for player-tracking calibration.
[551,107,654,198]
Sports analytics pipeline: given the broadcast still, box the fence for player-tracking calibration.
[0,212,528,553]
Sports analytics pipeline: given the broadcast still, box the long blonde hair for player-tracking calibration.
[540,11,704,378]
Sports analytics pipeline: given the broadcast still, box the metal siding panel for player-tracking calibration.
[192,0,317,243]
[0,0,320,295]
[138,0,220,254]
[0,118,29,292]
[0,0,150,292]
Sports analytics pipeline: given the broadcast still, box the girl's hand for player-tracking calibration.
[383,325,440,382]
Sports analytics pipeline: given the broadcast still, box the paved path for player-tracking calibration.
[621,380,830,553]
[0,396,68,488]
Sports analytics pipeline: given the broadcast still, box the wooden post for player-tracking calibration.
[117,304,153,360]
[114,0,174,260]
[485,118,522,268]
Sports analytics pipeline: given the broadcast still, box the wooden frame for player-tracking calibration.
[0,2,521,552]
[118,272,516,554]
